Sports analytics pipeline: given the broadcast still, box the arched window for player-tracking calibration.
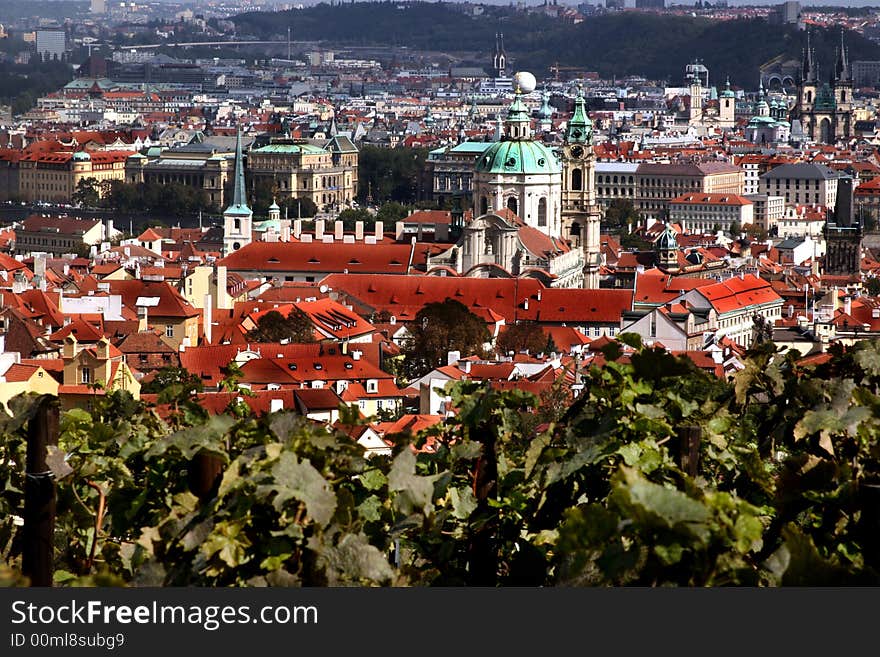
[571,168,583,191]
[841,90,846,103]
[807,90,813,103]
[537,198,547,227]
[507,196,518,216]
[480,196,488,215]
[613,175,618,184]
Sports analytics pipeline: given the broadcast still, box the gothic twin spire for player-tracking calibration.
[801,28,850,85]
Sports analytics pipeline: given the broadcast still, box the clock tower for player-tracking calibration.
[560,88,602,289]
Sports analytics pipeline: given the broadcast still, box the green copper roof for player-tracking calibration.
[450,141,495,155]
[474,140,561,175]
[252,143,327,155]
[565,90,592,145]
[656,224,678,251]
[506,92,531,124]
[225,128,252,217]
[538,91,553,119]
[814,84,837,112]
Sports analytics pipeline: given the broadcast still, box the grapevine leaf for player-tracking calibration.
[269,452,336,527]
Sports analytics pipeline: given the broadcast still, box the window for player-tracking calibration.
[165,325,174,338]
[366,380,378,393]
[81,367,91,384]
[537,198,547,227]
[571,168,582,191]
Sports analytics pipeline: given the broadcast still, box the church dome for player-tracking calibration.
[474,140,561,175]
[656,224,678,251]
[72,151,91,162]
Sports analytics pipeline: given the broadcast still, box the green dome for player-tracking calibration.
[720,77,735,99]
[474,139,561,175]
[72,151,91,161]
[656,224,678,251]
[269,200,280,211]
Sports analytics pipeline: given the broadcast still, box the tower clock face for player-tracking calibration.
[571,145,584,158]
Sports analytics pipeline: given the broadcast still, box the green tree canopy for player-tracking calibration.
[496,321,549,356]
[246,308,316,344]
[401,298,490,381]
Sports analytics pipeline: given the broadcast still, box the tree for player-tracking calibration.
[376,202,411,226]
[401,298,490,381]
[141,367,204,396]
[281,196,317,219]
[337,208,374,230]
[72,178,100,208]
[866,277,880,297]
[496,321,548,356]
[602,199,639,233]
[246,308,316,343]
[729,220,742,236]
[357,146,429,205]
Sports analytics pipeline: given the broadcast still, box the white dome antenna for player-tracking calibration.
[513,71,537,94]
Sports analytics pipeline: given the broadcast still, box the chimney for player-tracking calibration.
[447,350,461,366]
[293,219,302,239]
[844,295,852,316]
[334,220,343,241]
[280,219,291,242]
[203,293,212,344]
[315,219,325,241]
[396,221,405,241]
[374,221,383,241]
[355,221,364,240]
[460,359,472,374]
[33,252,47,279]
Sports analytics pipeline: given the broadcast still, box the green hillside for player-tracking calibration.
[232,2,880,86]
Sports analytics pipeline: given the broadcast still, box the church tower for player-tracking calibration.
[832,28,853,140]
[793,30,853,144]
[719,77,735,128]
[688,69,703,124]
[560,87,602,289]
[492,33,507,78]
[798,30,818,117]
[655,223,680,272]
[223,128,253,257]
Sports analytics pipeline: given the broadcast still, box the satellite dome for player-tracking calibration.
[513,71,537,94]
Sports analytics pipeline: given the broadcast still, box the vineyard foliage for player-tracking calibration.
[3,337,880,586]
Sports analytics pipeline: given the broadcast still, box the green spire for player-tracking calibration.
[506,90,531,125]
[538,90,553,119]
[565,86,592,145]
[226,127,251,216]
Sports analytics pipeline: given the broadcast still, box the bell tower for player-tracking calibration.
[560,88,601,289]
[223,128,253,257]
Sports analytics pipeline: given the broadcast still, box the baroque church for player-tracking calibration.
[793,31,854,144]
[427,72,602,289]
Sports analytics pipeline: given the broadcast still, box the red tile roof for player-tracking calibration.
[218,241,439,275]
